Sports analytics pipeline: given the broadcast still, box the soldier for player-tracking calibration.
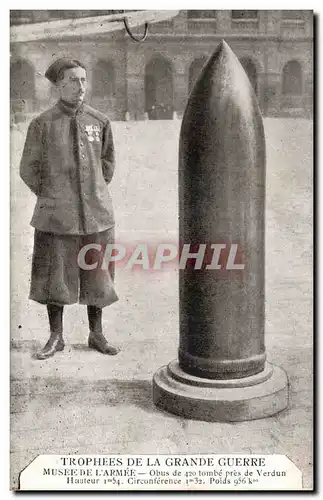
[20,57,120,359]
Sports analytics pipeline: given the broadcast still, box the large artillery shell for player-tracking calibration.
[179,40,266,379]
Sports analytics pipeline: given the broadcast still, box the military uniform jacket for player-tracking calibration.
[20,99,115,235]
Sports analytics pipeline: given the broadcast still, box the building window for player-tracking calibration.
[239,58,258,94]
[48,10,125,20]
[10,58,35,100]
[89,10,124,16]
[10,58,35,112]
[150,18,174,32]
[154,19,173,28]
[10,10,39,25]
[281,10,304,20]
[188,57,208,93]
[231,10,258,20]
[145,57,173,119]
[187,10,217,32]
[187,10,216,19]
[92,60,116,98]
[282,61,303,95]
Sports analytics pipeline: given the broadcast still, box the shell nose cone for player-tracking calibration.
[179,38,265,182]
[202,39,246,80]
[188,39,258,112]
[211,38,232,59]
[183,40,262,134]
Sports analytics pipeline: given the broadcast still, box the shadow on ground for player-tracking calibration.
[11,375,165,416]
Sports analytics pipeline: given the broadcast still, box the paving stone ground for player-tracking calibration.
[10,119,313,490]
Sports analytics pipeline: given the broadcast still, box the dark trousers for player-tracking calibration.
[29,227,118,309]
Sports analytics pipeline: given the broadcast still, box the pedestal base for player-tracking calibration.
[153,360,288,422]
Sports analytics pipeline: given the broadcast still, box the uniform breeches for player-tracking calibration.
[29,227,118,308]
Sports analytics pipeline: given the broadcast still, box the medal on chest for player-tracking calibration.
[85,124,101,142]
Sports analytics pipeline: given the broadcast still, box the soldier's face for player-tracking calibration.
[57,67,87,104]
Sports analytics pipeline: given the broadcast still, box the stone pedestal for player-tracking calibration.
[153,361,288,422]
[153,40,288,422]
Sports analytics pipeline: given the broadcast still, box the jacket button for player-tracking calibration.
[81,154,85,159]
[80,142,84,147]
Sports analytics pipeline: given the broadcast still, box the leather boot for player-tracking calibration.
[35,333,65,360]
[88,330,120,355]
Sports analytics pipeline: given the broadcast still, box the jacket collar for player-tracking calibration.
[57,99,84,117]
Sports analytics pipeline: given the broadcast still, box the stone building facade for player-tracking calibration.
[10,10,313,121]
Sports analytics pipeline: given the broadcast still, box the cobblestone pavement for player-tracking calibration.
[10,119,313,490]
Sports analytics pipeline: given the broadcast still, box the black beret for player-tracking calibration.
[45,57,86,83]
